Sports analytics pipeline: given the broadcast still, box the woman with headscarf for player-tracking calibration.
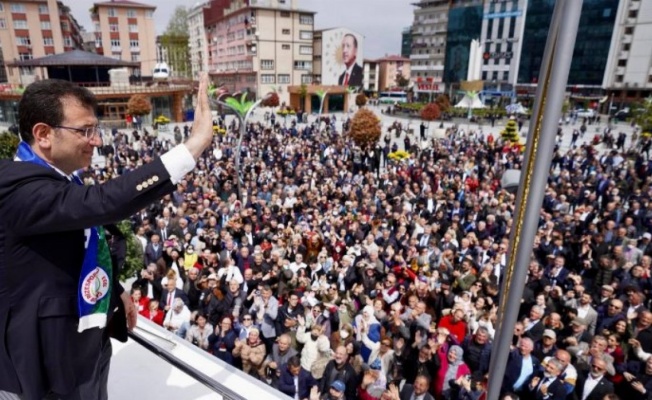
[355,305,382,363]
[434,345,471,400]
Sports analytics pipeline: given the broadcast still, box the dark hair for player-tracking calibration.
[287,355,301,368]
[18,79,97,143]
[343,33,358,49]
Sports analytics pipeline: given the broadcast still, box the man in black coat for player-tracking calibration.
[572,357,614,400]
[0,75,213,399]
[318,346,358,400]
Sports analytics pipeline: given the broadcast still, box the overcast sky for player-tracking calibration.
[69,0,414,58]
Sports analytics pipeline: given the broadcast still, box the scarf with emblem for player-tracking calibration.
[15,141,112,332]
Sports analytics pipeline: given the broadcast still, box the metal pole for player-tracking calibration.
[485,1,583,399]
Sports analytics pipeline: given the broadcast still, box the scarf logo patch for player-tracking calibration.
[82,267,110,304]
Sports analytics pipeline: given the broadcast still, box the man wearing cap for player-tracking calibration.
[561,318,593,349]
[319,346,356,400]
[533,329,559,361]
[323,380,346,400]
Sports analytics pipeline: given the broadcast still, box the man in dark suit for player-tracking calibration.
[399,375,435,400]
[159,279,190,312]
[572,357,613,400]
[338,33,363,87]
[0,75,213,399]
[502,338,541,395]
[525,357,567,400]
[145,233,163,265]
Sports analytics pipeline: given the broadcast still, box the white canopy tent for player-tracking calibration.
[455,93,486,109]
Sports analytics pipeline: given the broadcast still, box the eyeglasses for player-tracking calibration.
[243,317,252,321]
[53,124,103,140]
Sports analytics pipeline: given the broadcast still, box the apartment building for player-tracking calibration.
[603,0,652,104]
[479,0,527,92]
[204,0,315,102]
[363,59,379,92]
[91,0,157,77]
[188,1,211,79]
[376,55,411,91]
[409,0,449,96]
[0,0,84,84]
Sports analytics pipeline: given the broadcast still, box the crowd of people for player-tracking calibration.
[90,111,652,400]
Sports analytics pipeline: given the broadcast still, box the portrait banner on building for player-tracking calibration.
[321,28,365,87]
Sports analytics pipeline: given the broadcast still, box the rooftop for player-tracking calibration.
[94,0,156,9]
[7,50,140,67]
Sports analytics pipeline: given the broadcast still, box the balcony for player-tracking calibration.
[630,0,640,10]
[616,66,626,75]
[619,50,629,59]
[111,46,122,52]
[410,53,431,60]
[411,64,444,72]
[130,47,140,53]
[626,17,636,25]
[622,35,632,44]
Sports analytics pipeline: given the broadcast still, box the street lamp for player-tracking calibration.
[210,90,273,200]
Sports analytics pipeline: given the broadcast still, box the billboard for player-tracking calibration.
[321,28,364,87]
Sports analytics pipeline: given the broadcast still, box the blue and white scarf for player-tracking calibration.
[15,141,112,332]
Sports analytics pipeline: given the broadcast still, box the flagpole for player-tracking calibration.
[485,1,583,399]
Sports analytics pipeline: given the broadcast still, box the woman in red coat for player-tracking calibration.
[131,287,150,314]
[433,344,471,400]
[140,299,165,326]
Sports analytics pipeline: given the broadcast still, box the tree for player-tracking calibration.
[0,132,19,160]
[632,97,652,133]
[348,108,381,151]
[115,220,144,282]
[501,117,520,143]
[164,6,189,36]
[395,73,409,88]
[158,34,190,78]
[262,92,280,108]
[127,94,152,116]
[355,93,368,107]
[435,94,451,113]
[420,103,441,121]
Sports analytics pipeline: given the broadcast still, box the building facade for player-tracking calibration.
[518,0,619,94]
[0,0,84,85]
[409,0,449,96]
[205,0,315,102]
[363,59,379,93]
[188,1,210,79]
[401,27,412,58]
[91,0,157,78]
[375,55,411,92]
[443,0,483,86]
[479,0,527,96]
[603,0,652,104]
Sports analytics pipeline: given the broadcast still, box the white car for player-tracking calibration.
[576,109,595,118]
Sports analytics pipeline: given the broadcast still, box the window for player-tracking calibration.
[43,37,54,46]
[299,14,313,25]
[145,10,153,19]
[13,20,27,29]
[127,9,137,18]
[261,74,275,84]
[41,21,51,30]
[282,44,291,50]
[278,74,290,84]
[130,40,139,49]
[294,60,312,70]
[60,22,68,31]
[38,4,48,14]
[10,4,25,13]
[95,37,102,47]
[0,19,5,29]
[280,11,290,17]
[15,36,30,45]
[503,71,509,81]
[109,23,118,32]
[624,26,634,35]
[282,29,290,35]
[261,59,274,70]
[19,53,32,61]
[131,53,140,62]
[299,45,312,55]
[107,8,117,17]
[300,31,312,40]
[110,39,120,47]
[301,75,312,84]
[0,4,3,12]
[129,24,138,32]
[64,36,72,47]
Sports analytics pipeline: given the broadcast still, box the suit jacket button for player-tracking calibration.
[147,178,154,185]
[136,184,143,191]
[142,182,149,189]
[152,175,159,182]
